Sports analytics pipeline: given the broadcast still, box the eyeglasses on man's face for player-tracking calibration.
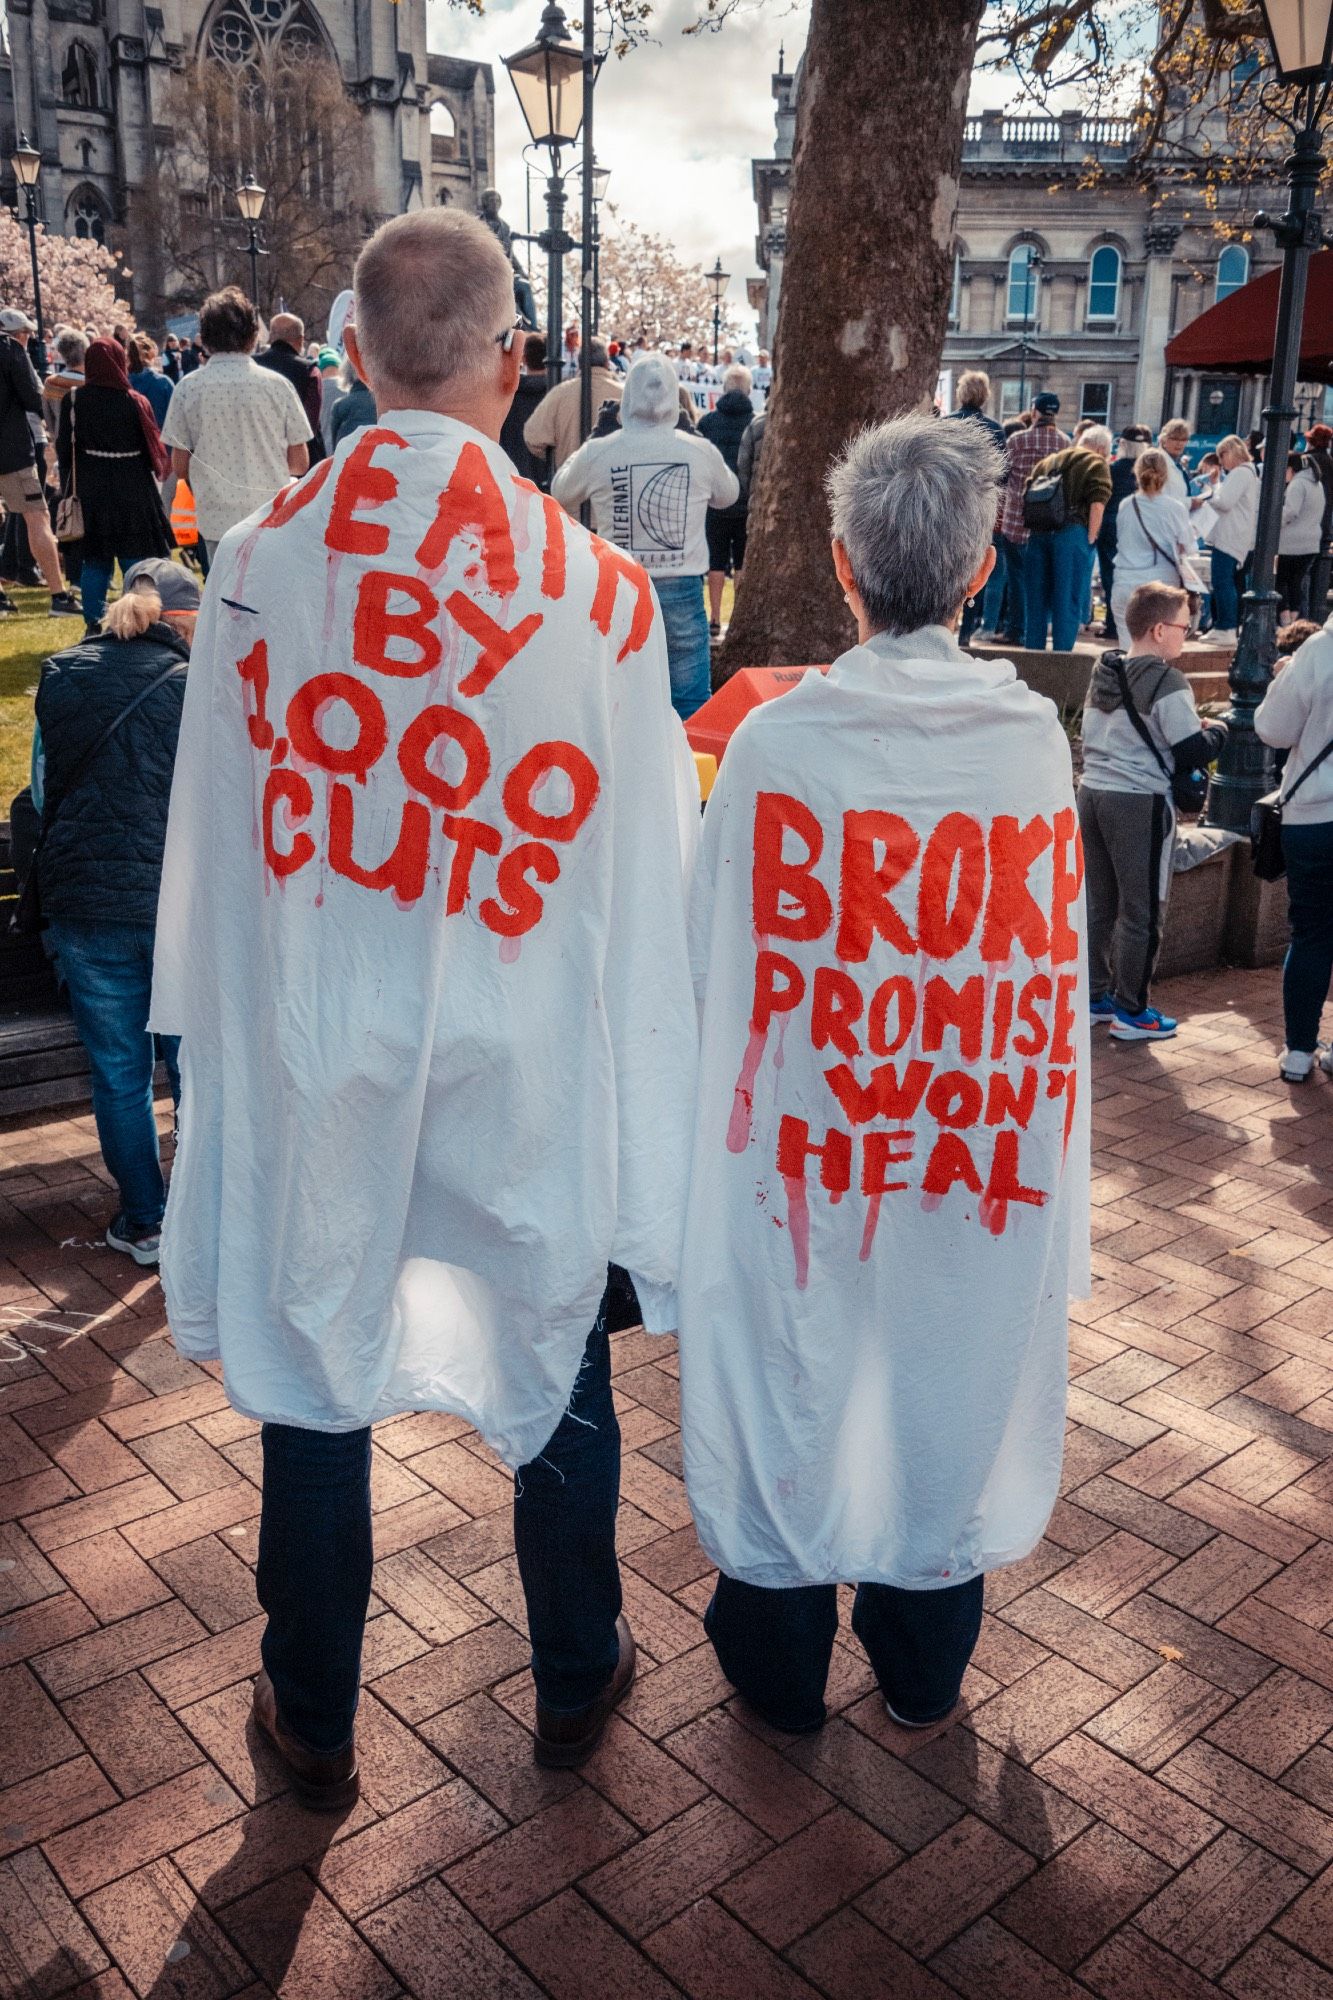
[495,320,525,353]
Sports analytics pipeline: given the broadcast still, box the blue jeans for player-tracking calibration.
[655,573,712,719]
[1210,548,1247,629]
[995,534,1028,641]
[1024,520,1090,652]
[706,1571,984,1733]
[46,919,180,1231]
[256,1304,621,1753]
[1281,819,1333,1054]
[78,554,158,628]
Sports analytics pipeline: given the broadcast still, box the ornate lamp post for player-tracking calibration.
[235,173,267,305]
[1015,244,1042,412]
[706,257,729,367]
[10,135,45,350]
[504,2,586,401]
[590,160,610,335]
[1204,0,1333,831]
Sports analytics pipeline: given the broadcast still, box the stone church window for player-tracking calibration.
[209,10,256,63]
[61,40,101,108]
[68,186,108,242]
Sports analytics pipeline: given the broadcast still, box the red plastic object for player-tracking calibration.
[685,665,829,764]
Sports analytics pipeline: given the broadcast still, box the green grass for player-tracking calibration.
[0,586,80,808]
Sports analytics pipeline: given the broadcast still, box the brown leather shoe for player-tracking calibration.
[533,1614,636,1769]
[251,1670,359,1811]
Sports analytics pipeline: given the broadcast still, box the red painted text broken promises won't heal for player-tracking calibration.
[729,792,1085,1272]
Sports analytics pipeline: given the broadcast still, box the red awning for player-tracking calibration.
[1164,250,1333,380]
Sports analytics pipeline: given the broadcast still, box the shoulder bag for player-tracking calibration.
[55,394,83,543]
[1130,498,1203,613]
[1251,731,1333,883]
[10,657,186,935]
[1111,654,1209,816]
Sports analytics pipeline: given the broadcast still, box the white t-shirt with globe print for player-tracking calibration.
[550,421,739,578]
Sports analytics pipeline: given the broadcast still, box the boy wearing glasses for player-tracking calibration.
[1079,582,1226,1042]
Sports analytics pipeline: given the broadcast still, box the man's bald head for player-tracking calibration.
[270,313,305,348]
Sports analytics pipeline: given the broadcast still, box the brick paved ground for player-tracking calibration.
[3,965,1333,1999]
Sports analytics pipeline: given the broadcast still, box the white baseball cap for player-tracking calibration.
[0,309,36,334]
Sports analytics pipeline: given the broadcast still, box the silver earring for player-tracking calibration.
[965,595,975,608]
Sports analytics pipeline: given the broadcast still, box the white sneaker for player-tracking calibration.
[1280,1047,1318,1083]
[1210,628,1237,647]
[1321,1048,1333,1077]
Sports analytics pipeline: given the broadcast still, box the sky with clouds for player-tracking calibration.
[425,0,1023,337]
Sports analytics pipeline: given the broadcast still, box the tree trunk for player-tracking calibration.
[723,0,985,670]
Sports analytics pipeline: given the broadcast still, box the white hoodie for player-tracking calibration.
[552,352,738,578]
[1256,614,1333,826]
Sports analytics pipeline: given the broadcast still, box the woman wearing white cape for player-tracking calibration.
[679,413,1092,1734]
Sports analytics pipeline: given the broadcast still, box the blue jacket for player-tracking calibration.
[129,368,173,427]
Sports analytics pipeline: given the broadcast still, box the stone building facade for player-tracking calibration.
[0,0,492,318]
[750,56,1324,444]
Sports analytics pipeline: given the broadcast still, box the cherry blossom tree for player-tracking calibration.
[595,212,746,352]
[0,208,131,331]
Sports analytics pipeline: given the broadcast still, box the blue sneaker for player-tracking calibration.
[1109,1005,1178,1043]
[1090,992,1117,1022]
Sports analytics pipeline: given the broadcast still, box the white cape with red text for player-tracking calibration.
[678,628,1091,1589]
[150,410,699,1467]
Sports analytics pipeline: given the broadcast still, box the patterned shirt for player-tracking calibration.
[161,353,311,544]
[999,422,1071,544]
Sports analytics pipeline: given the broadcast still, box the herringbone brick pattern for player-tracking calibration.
[3,966,1333,1998]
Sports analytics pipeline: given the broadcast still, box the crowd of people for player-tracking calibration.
[946,370,1333,652]
[5,206,1332,1806]
[0,298,379,631]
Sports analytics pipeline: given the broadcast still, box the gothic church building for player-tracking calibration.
[0,0,493,320]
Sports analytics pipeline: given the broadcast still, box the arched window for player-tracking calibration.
[61,40,101,107]
[1087,244,1121,323]
[1007,243,1039,326]
[1216,243,1249,302]
[430,99,457,160]
[67,186,108,243]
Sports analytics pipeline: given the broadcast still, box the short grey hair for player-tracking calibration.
[354,209,514,399]
[723,363,752,395]
[588,335,610,368]
[825,412,1000,636]
[1080,424,1113,458]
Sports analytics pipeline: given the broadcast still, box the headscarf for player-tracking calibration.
[620,352,679,429]
[81,337,168,479]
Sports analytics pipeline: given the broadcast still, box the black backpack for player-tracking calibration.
[1023,462,1068,533]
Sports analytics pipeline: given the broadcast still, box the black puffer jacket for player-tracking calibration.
[35,624,189,927]
[698,390,754,516]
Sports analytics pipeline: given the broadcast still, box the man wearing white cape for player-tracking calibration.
[150,212,699,1799]
[679,414,1091,1735]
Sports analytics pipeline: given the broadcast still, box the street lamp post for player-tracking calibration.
[1204,0,1333,832]
[10,135,45,350]
[504,2,586,401]
[706,257,729,367]
[1016,245,1042,412]
[590,161,610,336]
[235,173,267,305]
